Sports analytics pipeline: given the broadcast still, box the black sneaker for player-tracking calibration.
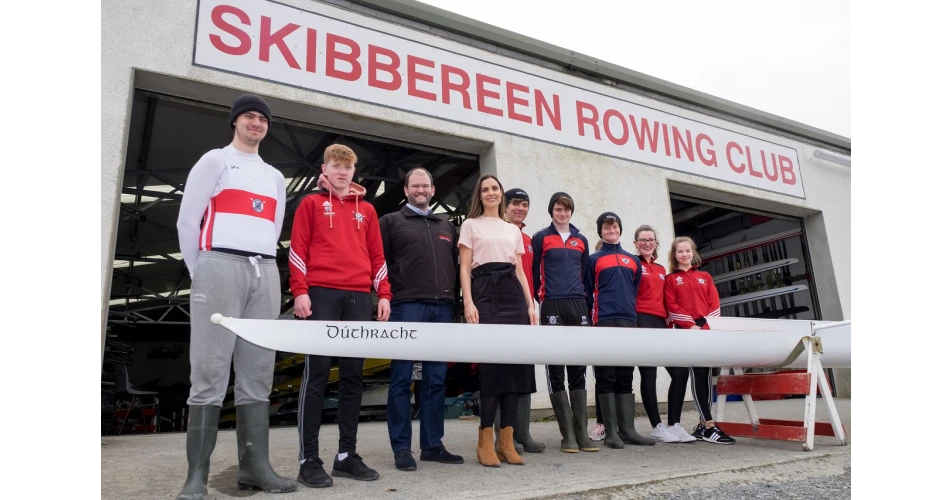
[420,446,464,464]
[332,453,380,481]
[394,450,417,471]
[691,423,705,440]
[700,424,736,445]
[298,457,333,488]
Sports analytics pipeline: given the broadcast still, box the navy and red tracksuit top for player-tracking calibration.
[636,256,668,320]
[584,242,642,325]
[663,266,720,329]
[531,223,589,302]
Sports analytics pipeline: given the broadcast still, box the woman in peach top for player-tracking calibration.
[458,174,539,467]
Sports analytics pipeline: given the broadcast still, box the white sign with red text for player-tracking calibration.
[194,0,805,198]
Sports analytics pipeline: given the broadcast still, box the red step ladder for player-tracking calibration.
[712,321,849,451]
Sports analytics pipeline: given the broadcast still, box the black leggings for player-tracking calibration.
[634,314,666,427]
[480,393,518,429]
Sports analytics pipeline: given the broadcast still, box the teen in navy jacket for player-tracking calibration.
[529,192,598,454]
[583,212,655,449]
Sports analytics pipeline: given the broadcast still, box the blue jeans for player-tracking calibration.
[387,301,454,453]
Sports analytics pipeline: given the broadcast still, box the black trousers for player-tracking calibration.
[297,286,372,460]
[541,298,589,393]
[593,318,635,394]
[689,366,714,422]
[594,314,695,426]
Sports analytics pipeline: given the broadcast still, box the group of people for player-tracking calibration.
[172,94,733,500]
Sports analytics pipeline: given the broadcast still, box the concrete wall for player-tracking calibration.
[102,0,851,403]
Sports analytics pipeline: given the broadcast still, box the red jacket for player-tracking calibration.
[288,185,392,300]
[663,266,720,329]
[636,256,668,320]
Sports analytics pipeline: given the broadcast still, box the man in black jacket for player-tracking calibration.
[379,167,464,472]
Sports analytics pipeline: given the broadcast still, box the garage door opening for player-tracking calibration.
[103,90,481,434]
[669,195,821,321]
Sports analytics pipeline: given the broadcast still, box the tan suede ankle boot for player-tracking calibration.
[495,427,524,465]
[477,426,500,467]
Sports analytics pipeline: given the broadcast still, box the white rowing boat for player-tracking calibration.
[210,314,850,369]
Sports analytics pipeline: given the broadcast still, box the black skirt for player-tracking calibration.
[471,262,536,396]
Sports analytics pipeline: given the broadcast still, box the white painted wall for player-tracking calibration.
[102,0,851,406]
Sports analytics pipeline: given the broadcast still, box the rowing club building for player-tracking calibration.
[101,0,850,432]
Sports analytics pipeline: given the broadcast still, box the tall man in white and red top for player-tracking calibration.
[289,144,392,488]
[499,188,546,454]
[175,94,297,499]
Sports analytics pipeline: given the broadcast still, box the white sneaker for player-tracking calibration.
[651,423,681,443]
[670,423,699,443]
[589,423,606,441]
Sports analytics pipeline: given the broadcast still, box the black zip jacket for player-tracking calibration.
[379,205,458,304]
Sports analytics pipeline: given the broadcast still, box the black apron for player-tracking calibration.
[471,262,536,395]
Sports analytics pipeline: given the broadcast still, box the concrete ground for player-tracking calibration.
[101,398,850,499]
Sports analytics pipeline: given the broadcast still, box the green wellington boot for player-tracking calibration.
[569,390,599,452]
[176,405,221,500]
[513,394,545,452]
[235,402,298,493]
[616,393,655,446]
[549,391,579,453]
[597,393,624,449]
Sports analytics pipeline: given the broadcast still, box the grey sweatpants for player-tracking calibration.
[187,251,279,407]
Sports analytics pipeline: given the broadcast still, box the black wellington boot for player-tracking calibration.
[616,393,655,446]
[176,405,221,500]
[235,402,298,492]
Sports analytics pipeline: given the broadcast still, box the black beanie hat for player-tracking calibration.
[229,94,272,130]
[547,191,573,217]
[505,188,530,205]
[596,212,622,238]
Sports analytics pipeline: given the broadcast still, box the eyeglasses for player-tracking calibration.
[636,238,657,244]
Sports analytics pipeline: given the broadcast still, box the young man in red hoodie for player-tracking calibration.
[289,144,392,487]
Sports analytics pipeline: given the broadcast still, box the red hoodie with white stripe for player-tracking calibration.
[663,266,720,329]
[288,180,392,301]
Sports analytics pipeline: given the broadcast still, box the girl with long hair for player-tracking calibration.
[663,236,735,445]
[458,175,539,466]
